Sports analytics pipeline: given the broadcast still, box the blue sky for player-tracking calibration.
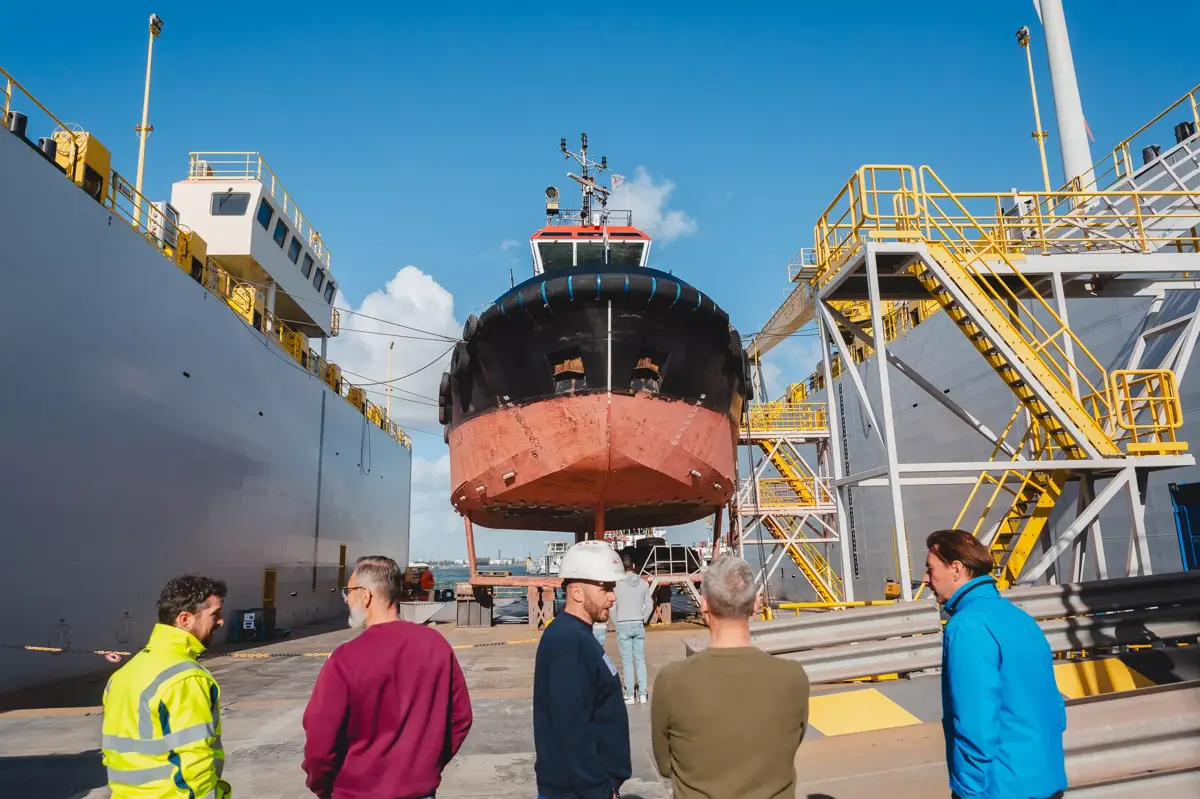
[6,2,1198,558]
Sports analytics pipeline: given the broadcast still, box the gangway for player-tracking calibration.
[748,84,1200,599]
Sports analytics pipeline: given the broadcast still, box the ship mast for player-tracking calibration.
[560,133,611,225]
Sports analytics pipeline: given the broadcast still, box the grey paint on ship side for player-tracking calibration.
[0,130,412,693]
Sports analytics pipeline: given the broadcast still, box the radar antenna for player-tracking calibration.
[560,133,611,225]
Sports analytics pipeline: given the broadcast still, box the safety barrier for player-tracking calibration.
[1064,681,1200,793]
[779,605,1198,684]
[684,571,1200,682]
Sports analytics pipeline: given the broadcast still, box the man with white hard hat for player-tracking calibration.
[533,539,630,799]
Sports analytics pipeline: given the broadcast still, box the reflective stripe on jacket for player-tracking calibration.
[102,623,230,798]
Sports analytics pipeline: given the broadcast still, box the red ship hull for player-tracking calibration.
[449,392,737,532]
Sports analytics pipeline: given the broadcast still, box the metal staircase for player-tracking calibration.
[913,168,1124,459]
[761,515,842,604]
[735,400,846,604]
[757,441,820,505]
[907,166,1188,583]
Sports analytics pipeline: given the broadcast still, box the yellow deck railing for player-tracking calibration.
[813,165,1200,273]
[805,164,1193,452]
[1075,82,1200,192]
[745,401,828,433]
[187,151,332,270]
[0,65,408,451]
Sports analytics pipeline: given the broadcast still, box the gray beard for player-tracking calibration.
[348,607,367,629]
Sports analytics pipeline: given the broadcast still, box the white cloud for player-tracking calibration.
[328,266,460,431]
[620,166,697,244]
[408,453,461,559]
[759,358,784,398]
[500,239,520,251]
[757,332,823,400]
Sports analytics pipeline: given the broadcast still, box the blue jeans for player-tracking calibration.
[616,621,647,698]
[593,622,607,645]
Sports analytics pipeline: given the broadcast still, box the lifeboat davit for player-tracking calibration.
[439,135,753,534]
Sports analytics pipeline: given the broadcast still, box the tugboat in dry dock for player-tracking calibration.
[441,135,753,535]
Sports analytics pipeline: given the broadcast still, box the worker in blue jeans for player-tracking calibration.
[612,555,654,704]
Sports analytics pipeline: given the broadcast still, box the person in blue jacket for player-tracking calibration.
[922,529,1067,799]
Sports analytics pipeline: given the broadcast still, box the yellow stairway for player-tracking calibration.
[912,245,1121,459]
[761,515,842,603]
[757,441,819,505]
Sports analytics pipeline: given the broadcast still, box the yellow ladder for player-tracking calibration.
[757,442,818,505]
[761,515,843,603]
[953,403,1069,587]
[913,245,1121,458]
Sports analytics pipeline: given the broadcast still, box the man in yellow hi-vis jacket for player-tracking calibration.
[102,573,232,798]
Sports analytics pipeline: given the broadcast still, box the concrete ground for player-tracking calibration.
[0,617,955,799]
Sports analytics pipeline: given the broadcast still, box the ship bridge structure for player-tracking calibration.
[741,84,1200,603]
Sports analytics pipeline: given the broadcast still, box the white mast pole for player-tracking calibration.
[1036,0,1095,188]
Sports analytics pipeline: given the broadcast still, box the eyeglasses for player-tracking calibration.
[340,586,365,600]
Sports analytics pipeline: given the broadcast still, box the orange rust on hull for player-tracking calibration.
[449,392,737,532]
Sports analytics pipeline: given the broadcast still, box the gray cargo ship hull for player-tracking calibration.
[777,290,1200,602]
[0,130,412,693]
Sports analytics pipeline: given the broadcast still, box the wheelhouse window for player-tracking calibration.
[609,241,645,267]
[576,242,607,268]
[256,198,273,230]
[300,253,314,277]
[324,280,335,304]
[287,236,302,264]
[211,191,250,216]
[273,219,288,248]
[313,268,325,292]
[537,241,574,271]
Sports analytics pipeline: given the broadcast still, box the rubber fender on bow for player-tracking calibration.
[451,341,471,378]
[728,327,743,357]
[438,403,450,425]
[438,371,451,405]
[626,273,655,310]
[443,426,449,444]
[741,349,755,402]
[480,303,502,328]
[668,283,701,322]
[462,314,479,342]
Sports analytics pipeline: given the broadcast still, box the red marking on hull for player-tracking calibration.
[449,392,737,532]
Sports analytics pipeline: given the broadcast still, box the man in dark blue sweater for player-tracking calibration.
[534,540,631,799]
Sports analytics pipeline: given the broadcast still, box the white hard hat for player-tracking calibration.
[558,540,625,583]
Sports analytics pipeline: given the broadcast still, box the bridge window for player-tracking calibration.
[288,237,302,264]
[273,219,288,248]
[324,280,335,304]
[313,268,325,293]
[301,253,314,278]
[537,241,574,271]
[211,191,250,216]
[576,242,607,267]
[256,198,273,230]
[610,241,645,267]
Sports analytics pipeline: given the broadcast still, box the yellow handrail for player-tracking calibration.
[1074,82,1200,191]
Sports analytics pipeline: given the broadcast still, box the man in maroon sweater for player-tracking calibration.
[302,556,473,799]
